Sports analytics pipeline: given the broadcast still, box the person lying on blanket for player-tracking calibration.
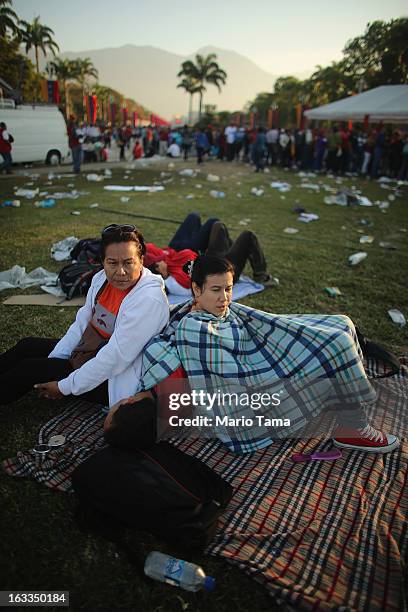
[0,224,169,409]
[145,212,277,297]
[104,254,399,455]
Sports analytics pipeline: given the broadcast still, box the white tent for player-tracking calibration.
[304,85,408,124]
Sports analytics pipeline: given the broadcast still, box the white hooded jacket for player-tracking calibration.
[49,268,169,406]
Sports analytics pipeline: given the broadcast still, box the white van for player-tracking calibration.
[0,99,70,165]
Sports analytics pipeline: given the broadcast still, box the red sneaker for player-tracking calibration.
[333,424,399,454]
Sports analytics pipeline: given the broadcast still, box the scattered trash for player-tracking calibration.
[298,213,319,223]
[239,218,251,226]
[324,287,342,297]
[210,190,225,198]
[236,193,242,198]
[348,252,367,265]
[284,227,299,234]
[378,201,390,209]
[207,174,220,182]
[324,194,347,206]
[388,194,396,202]
[51,236,79,261]
[104,168,112,177]
[297,172,317,178]
[359,219,374,227]
[251,187,264,196]
[292,205,306,214]
[270,181,291,192]
[0,265,57,292]
[2,200,20,207]
[300,183,320,191]
[167,163,175,169]
[15,188,39,199]
[34,199,56,208]
[195,184,202,189]
[179,169,196,177]
[359,235,374,244]
[185,194,195,200]
[48,172,55,180]
[379,241,397,250]
[89,203,99,208]
[71,211,81,215]
[86,173,104,182]
[120,197,130,202]
[388,309,406,327]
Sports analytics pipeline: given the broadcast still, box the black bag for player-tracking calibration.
[70,238,102,265]
[58,262,102,300]
[356,328,400,378]
[72,442,233,552]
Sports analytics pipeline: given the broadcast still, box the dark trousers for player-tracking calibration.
[206,222,267,280]
[0,151,12,173]
[0,337,109,405]
[71,146,82,173]
[196,146,204,164]
[169,213,219,253]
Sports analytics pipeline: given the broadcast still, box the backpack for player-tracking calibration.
[70,238,102,265]
[71,442,233,553]
[58,262,102,300]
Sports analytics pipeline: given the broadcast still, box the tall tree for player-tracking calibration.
[47,57,78,116]
[74,57,98,100]
[177,53,227,121]
[19,15,59,73]
[343,18,408,87]
[177,75,204,124]
[0,0,20,38]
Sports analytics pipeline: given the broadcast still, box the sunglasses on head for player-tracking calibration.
[102,224,137,236]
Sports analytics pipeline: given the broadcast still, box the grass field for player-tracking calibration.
[0,158,407,611]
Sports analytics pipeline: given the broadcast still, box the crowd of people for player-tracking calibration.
[65,116,408,181]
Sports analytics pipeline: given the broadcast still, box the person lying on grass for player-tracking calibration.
[0,224,169,409]
[104,254,399,455]
[145,212,277,297]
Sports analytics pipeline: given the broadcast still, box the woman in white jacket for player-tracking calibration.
[0,224,169,408]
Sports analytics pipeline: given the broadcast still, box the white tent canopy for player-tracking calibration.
[304,85,408,124]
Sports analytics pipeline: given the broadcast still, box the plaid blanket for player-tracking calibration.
[3,358,407,610]
[139,301,376,452]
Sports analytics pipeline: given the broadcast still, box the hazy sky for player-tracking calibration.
[13,0,407,75]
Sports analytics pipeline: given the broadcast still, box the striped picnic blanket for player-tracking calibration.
[2,358,407,610]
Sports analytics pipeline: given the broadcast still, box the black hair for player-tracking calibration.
[100,226,146,260]
[148,262,160,275]
[104,398,157,449]
[182,254,235,291]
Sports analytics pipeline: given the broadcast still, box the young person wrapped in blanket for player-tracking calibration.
[104,255,399,455]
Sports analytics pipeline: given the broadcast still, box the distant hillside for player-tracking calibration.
[57,44,284,119]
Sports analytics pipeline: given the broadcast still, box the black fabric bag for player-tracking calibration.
[356,328,400,378]
[70,238,102,264]
[58,262,102,300]
[72,442,233,552]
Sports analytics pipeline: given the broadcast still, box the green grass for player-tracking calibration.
[0,160,407,611]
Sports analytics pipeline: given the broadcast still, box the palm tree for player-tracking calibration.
[74,57,98,100]
[19,16,59,73]
[0,0,20,38]
[177,53,227,121]
[47,57,78,116]
[177,75,204,124]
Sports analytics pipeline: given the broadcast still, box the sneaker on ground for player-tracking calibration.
[254,274,279,288]
[333,424,399,454]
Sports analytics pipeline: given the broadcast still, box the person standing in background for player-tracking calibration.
[67,115,83,173]
[0,121,14,174]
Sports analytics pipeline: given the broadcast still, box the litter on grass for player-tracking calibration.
[14,188,39,199]
[51,236,79,261]
[251,187,264,196]
[207,174,220,182]
[210,190,225,198]
[179,169,196,177]
[359,235,374,244]
[270,181,291,192]
[298,213,319,223]
[34,199,56,208]
[388,309,406,327]
[86,174,105,182]
[284,227,299,234]
[324,287,342,297]
[0,265,57,292]
[348,252,367,265]
[2,200,20,207]
[379,241,397,250]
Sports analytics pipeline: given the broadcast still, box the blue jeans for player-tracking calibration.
[0,151,12,173]
[71,146,82,173]
[169,213,219,253]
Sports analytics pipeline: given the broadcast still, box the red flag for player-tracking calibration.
[267,108,273,128]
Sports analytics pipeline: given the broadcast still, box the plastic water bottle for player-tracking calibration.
[209,190,225,199]
[144,551,215,592]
